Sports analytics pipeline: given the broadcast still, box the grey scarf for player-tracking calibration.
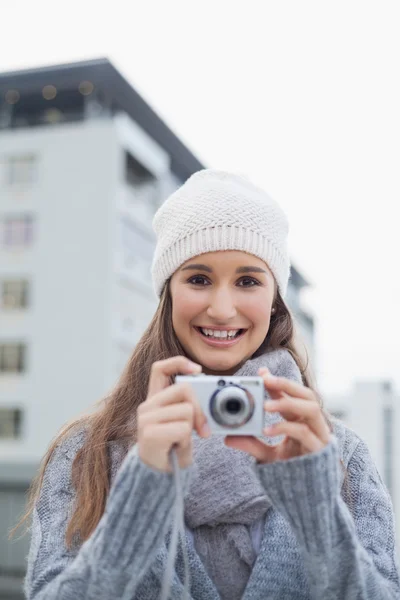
[184,348,303,600]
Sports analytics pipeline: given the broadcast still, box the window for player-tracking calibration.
[1,280,29,309]
[125,152,152,186]
[1,216,34,248]
[0,344,26,373]
[0,408,22,439]
[125,152,159,207]
[6,155,37,185]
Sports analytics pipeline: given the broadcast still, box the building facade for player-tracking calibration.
[0,58,314,597]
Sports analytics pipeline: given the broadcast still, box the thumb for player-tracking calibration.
[224,436,276,464]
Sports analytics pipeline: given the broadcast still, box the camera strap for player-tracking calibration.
[160,445,190,600]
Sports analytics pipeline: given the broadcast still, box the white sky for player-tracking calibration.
[1,1,399,396]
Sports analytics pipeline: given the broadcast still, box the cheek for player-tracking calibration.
[172,289,207,330]
[241,294,271,325]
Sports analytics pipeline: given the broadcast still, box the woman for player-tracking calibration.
[18,170,399,599]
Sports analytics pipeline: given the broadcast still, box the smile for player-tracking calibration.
[194,326,247,347]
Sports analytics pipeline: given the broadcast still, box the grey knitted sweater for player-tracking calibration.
[25,417,400,599]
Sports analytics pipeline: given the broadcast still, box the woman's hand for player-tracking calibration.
[137,356,210,472]
[225,368,332,463]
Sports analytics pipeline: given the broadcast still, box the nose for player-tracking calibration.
[206,287,237,322]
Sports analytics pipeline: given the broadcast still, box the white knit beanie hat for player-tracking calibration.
[151,169,290,298]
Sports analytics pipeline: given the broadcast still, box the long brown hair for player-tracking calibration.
[11,279,336,547]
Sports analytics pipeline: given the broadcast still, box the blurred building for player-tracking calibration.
[0,58,314,597]
[325,381,400,548]
[286,265,315,375]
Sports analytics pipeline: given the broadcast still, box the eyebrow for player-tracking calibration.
[180,263,268,275]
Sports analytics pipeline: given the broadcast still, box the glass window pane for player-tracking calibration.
[7,155,37,185]
[0,344,25,372]
[2,281,28,309]
[0,409,22,439]
[1,217,34,248]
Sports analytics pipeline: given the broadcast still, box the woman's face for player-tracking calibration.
[170,250,276,375]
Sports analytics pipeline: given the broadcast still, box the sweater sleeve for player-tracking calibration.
[24,436,192,600]
[256,435,400,599]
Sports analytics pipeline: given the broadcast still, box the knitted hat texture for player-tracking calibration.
[151,169,290,297]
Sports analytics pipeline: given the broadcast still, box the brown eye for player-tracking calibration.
[187,275,210,285]
[237,277,260,287]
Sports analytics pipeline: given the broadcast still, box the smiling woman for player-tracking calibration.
[16,169,400,600]
[170,251,276,375]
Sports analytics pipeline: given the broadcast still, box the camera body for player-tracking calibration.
[175,374,264,436]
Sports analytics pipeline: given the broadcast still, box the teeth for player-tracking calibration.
[200,328,240,339]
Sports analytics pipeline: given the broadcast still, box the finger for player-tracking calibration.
[140,421,192,450]
[178,385,210,438]
[258,369,285,401]
[140,400,210,439]
[138,403,195,428]
[264,396,330,440]
[141,383,209,437]
[140,422,193,468]
[147,356,201,397]
[259,370,314,401]
[263,421,328,452]
[143,382,190,408]
[224,435,277,464]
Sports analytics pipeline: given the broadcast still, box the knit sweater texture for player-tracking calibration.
[24,419,400,599]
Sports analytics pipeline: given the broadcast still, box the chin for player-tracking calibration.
[200,354,245,375]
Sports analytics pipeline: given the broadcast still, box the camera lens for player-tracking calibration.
[218,379,225,386]
[225,399,241,414]
[209,384,255,428]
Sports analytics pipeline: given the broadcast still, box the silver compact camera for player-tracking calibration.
[175,374,264,436]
